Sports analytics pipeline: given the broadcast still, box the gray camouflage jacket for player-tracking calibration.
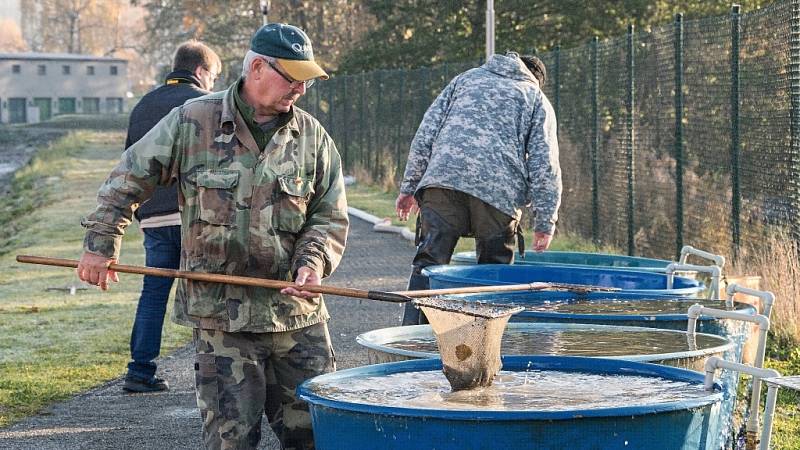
[399,52,562,234]
[82,84,349,333]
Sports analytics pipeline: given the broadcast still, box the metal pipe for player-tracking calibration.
[760,380,781,450]
[760,376,800,450]
[688,305,770,443]
[591,37,600,245]
[554,45,560,132]
[789,0,800,240]
[674,13,685,259]
[666,263,721,299]
[703,357,781,450]
[679,245,726,268]
[730,5,742,258]
[726,284,776,317]
[703,356,779,390]
[260,0,270,25]
[626,24,636,256]
[485,0,495,60]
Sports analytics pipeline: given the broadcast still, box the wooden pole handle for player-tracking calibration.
[15,255,411,303]
[394,282,620,297]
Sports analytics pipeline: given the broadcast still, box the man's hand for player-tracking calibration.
[532,232,553,252]
[281,266,322,299]
[395,193,418,222]
[76,252,119,291]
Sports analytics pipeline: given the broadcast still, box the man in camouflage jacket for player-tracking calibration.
[395,53,561,325]
[77,23,348,450]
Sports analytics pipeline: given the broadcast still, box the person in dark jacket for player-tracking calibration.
[123,40,221,393]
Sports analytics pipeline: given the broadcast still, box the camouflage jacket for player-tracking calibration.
[82,84,349,333]
[399,53,562,234]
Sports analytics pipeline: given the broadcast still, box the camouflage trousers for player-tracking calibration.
[193,322,335,450]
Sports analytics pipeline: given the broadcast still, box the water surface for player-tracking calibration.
[386,328,723,356]
[309,369,712,411]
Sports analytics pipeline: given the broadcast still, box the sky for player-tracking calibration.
[0,0,20,24]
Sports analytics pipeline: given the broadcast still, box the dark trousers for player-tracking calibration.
[402,188,518,325]
[126,225,181,381]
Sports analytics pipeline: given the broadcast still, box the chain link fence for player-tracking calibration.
[301,0,800,261]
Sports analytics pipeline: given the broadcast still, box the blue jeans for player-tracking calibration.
[126,225,181,381]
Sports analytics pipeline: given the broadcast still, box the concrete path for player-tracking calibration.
[0,215,416,449]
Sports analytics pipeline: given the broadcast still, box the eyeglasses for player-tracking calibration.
[266,59,315,88]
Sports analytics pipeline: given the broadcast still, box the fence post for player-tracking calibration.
[730,5,742,259]
[627,24,636,256]
[359,72,366,169]
[674,13,685,260]
[591,36,600,245]
[342,75,350,170]
[554,44,561,129]
[790,0,800,240]
[395,70,406,181]
[374,70,384,180]
[327,78,336,144]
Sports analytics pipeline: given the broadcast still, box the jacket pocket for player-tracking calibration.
[274,176,313,233]
[196,169,239,226]
[184,258,227,318]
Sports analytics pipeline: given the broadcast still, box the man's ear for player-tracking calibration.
[250,58,267,80]
[193,65,205,80]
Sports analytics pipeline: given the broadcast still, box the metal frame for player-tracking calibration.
[688,305,771,447]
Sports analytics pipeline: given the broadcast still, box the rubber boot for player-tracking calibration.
[401,271,430,325]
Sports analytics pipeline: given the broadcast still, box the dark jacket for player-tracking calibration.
[127,69,209,221]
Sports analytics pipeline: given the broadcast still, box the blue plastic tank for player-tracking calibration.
[448,292,757,378]
[298,356,725,450]
[423,264,705,296]
[357,323,735,371]
[452,292,754,337]
[452,250,675,272]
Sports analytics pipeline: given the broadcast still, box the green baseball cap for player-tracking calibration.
[250,23,329,81]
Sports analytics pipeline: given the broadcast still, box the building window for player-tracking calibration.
[12,64,21,74]
[62,65,71,75]
[33,98,52,121]
[110,65,118,75]
[82,97,100,114]
[86,65,95,75]
[58,98,76,114]
[8,98,27,123]
[106,97,123,113]
[37,65,46,75]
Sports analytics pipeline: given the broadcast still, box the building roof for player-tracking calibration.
[0,52,127,63]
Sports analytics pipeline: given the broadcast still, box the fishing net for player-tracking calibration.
[412,297,524,391]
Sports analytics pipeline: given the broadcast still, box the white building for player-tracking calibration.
[0,52,128,124]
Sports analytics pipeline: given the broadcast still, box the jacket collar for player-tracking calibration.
[164,69,205,88]
[220,78,300,137]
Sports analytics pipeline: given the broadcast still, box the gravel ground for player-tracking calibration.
[0,215,416,449]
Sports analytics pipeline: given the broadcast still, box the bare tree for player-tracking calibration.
[20,0,134,55]
[0,19,29,52]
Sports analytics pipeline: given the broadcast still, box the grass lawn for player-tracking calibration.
[0,131,190,427]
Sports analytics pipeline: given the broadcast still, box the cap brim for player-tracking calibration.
[277,58,329,81]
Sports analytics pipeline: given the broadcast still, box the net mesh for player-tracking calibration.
[413,297,523,391]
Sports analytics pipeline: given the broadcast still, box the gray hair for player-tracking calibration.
[242,50,274,77]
